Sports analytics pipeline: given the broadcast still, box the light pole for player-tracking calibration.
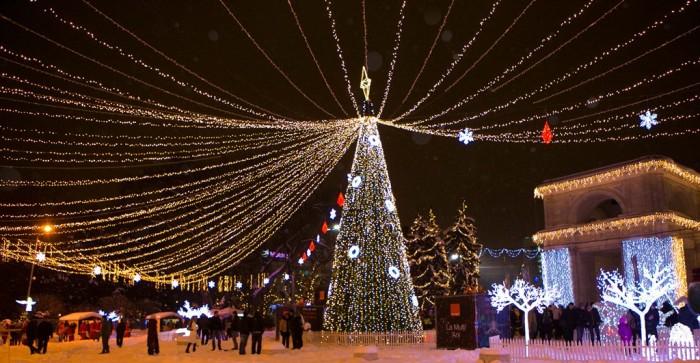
[23,223,53,312]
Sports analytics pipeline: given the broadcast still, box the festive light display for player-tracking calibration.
[541,121,553,144]
[489,279,559,344]
[535,158,700,198]
[639,110,659,130]
[177,300,212,319]
[541,248,574,305]
[458,128,475,145]
[16,297,37,312]
[533,212,700,245]
[479,248,539,259]
[669,323,695,347]
[622,236,687,300]
[444,202,481,294]
[324,118,421,335]
[406,211,450,309]
[597,262,677,346]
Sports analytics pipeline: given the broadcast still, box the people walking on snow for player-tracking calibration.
[198,314,210,346]
[36,318,53,354]
[116,318,126,348]
[185,318,199,353]
[279,310,290,348]
[99,316,112,354]
[147,318,159,355]
[291,310,304,350]
[228,313,240,350]
[238,311,252,355]
[588,303,601,345]
[25,317,38,354]
[209,311,223,351]
[251,311,264,354]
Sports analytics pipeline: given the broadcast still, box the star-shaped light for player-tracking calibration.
[93,265,102,276]
[639,110,659,130]
[329,208,337,220]
[133,273,141,283]
[35,251,46,262]
[17,297,37,312]
[458,128,475,145]
[263,277,270,285]
[235,281,243,289]
[360,66,372,101]
[208,280,216,289]
[171,279,179,288]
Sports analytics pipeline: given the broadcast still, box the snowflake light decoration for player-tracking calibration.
[351,176,362,188]
[329,208,337,220]
[208,280,216,288]
[133,273,141,283]
[458,128,475,145]
[171,279,179,288]
[639,110,659,130]
[348,245,360,259]
[35,252,46,262]
[388,266,400,279]
[385,199,395,212]
[93,266,102,276]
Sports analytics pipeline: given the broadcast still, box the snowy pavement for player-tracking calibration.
[1,331,481,363]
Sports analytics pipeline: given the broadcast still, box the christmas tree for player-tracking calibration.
[406,210,451,310]
[324,118,422,335]
[444,202,482,294]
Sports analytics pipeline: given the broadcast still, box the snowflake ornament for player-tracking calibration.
[329,208,337,220]
[458,128,475,145]
[639,110,658,130]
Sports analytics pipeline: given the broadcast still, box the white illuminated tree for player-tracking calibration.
[597,262,677,346]
[488,279,559,344]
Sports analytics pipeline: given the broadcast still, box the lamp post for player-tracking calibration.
[24,224,53,311]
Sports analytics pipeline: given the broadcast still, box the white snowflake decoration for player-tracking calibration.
[639,110,658,130]
[489,279,559,344]
[93,266,102,276]
[133,273,141,283]
[385,199,395,212]
[368,134,380,147]
[171,279,179,288]
[411,295,419,308]
[283,273,290,281]
[235,281,243,289]
[458,128,475,145]
[347,245,360,259]
[263,277,270,285]
[329,208,337,220]
[388,266,400,279]
[35,252,46,262]
[208,280,216,288]
[351,176,362,188]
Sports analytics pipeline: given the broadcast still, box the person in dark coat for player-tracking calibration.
[645,303,660,340]
[229,314,239,350]
[561,303,576,345]
[25,317,38,354]
[115,319,126,347]
[238,311,252,355]
[540,306,554,341]
[589,303,602,345]
[198,314,210,346]
[100,316,112,354]
[36,319,53,354]
[290,310,304,350]
[209,311,223,351]
[575,304,591,345]
[279,311,291,348]
[251,311,264,354]
[147,319,159,355]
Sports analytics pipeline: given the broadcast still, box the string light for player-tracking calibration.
[622,236,687,300]
[377,0,406,118]
[541,248,574,305]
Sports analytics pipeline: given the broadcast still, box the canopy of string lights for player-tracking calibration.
[0,0,698,286]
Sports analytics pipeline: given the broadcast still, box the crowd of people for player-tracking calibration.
[505,300,697,345]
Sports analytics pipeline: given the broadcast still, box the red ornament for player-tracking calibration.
[309,241,316,252]
[321,221,329,234]
[336,192,345,207]
[541,121,553,144]
[301,253,308,261]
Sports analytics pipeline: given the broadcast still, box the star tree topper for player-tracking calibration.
[360,66,372,101]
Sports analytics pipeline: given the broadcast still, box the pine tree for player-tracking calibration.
[406,211,451,310]
[324,119,421,334]
[444,202,482,294]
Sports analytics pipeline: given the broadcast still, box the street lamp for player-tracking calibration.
[24,223,54,315]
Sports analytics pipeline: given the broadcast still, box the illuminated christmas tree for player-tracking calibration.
[444,202,482,294]
[324,118,422,335]
[406,210,451,310]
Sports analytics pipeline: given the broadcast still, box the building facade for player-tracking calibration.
[533,156,700,304]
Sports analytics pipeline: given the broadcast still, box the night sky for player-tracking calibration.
[0,0,699,276]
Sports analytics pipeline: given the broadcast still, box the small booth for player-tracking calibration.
[145,312,183,333]
[59,312,102,341]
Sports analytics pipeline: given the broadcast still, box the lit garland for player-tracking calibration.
[324,118,422,335]
[534,158,700,198]
[622,236,688,300]
[479,248,539,259]
[541,248,574,305]
[533,212,700,245]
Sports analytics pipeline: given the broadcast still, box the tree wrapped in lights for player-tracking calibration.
[444,202,482,294]
[324,118,421,335]
[406,210,451,310]
[489,279,559,344]
[597,262,677,346]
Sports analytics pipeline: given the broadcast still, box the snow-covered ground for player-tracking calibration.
[1,331,480,363]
